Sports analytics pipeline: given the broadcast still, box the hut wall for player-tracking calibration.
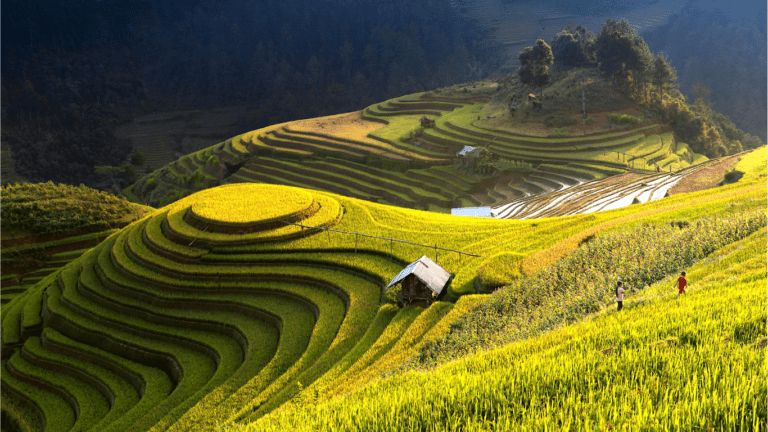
[400,274,431,300]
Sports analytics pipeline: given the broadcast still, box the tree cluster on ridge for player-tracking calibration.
[516,19,762,158]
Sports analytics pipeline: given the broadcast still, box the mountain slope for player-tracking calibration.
[128,72,721,214]
[2,147,764,431]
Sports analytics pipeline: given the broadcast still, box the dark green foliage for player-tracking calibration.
[645,96,761,158]
[641,2,767,141]
[551,25,596,70]
[595,19,654,91]
[548,127,571,137]
[1,68,137,187]
[708,112,763,151]
[607,113,642,127]
[518,40,554,88]
[130,149,146,166]
[94,164,139,190]
[653,54,678,104]
[459,147,494,175]
[144,178,158,193]
[0,182,149,236]
[491,159,533,172]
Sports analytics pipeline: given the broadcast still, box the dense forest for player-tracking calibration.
[1,0,504,187]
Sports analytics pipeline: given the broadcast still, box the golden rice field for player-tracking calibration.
[2,146,764,431]
[187,184,314,225]
[244,227,766,431]
[289,112,386,145]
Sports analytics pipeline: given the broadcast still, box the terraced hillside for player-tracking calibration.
[229,150,767,432]
[1,183,151,307]
[3,147,765,431]
[115,107,246,173]
[247,224,767,431]
[129,82,710,214]
[0,183,581,432]
[492,158,723,219]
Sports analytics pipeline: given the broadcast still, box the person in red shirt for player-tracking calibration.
[673,271,687,296]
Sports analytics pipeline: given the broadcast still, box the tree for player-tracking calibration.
[95,165,124,188]
[130,148,146,166]
[653,53,678,105]
[550,25,596,70]
[690,80,712,109]
[518,40,554,88]
[595,19,653,92]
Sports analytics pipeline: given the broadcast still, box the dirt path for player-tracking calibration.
[668,155,741,195]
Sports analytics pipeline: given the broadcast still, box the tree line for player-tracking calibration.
[516,19,762,158]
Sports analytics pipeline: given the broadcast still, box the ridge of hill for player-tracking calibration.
[1,146,764,431]
[1,183,152,309]
[125,68,758,214]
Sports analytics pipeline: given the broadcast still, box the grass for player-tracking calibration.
[4,133,762,432]
[46,260,224,431]
[2,357,76,432]
[303,306,425,402]
[9,347,111,431]
[241,227,767,432]
[42,327,175,432]
[3,230,117,255]
[1,385,45,432]
[21,335,139,431]
[125,82,716,213]
[321,301,454,400]
[1,182,150,238]
[255,158,418,204]
[93,244,322,432]
[188,183,314,225]
[163,187,342,245]
[238,162,380,203]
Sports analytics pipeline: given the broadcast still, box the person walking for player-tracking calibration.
[674,271,687,296]
[615,281,625,311]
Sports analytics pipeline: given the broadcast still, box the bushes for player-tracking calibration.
[490,159,533,173]
[607,113,642,128]
[143,178,157,193]
[548,127,571,137]
[1,182,149,236]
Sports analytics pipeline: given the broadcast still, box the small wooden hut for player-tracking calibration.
[420,115,435,128]
[527,93,537,101]
[386,255,450,305]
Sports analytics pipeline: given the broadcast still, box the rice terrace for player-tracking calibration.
[2,9,767,432]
